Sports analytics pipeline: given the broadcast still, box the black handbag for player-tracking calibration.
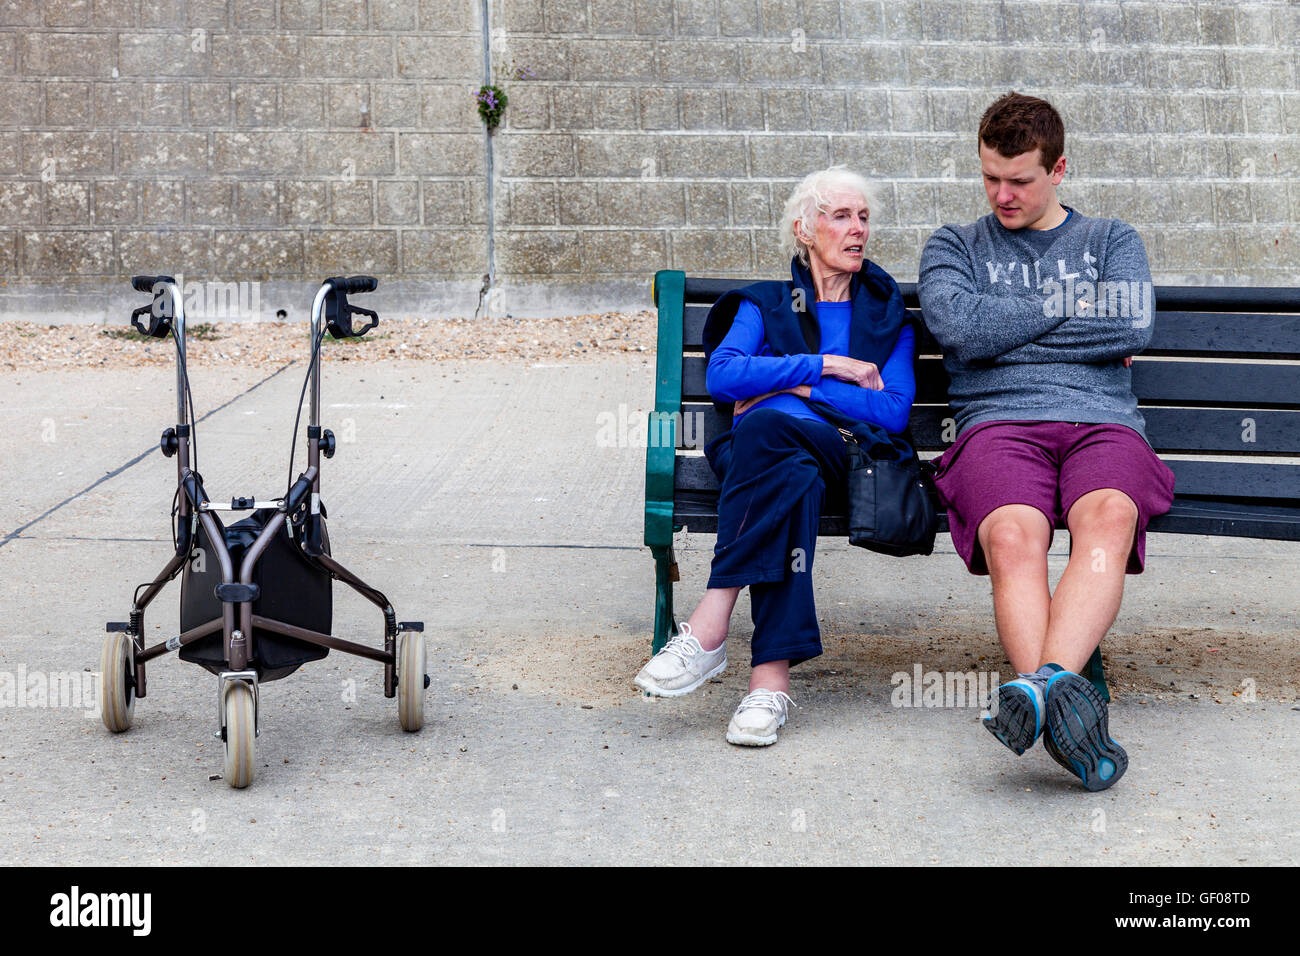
[802,399,939,557]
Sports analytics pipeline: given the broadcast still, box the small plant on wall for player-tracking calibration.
[474,64,533,133]
[475,84,507,131]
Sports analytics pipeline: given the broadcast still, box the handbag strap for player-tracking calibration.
[797,395,860,432]
[797,396,905,460]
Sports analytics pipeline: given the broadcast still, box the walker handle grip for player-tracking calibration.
[132,274,174,293]
[329,275,378,295]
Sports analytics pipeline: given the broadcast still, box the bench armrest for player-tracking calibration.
[646,270,685,548]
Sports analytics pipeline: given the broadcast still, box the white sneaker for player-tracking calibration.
[726,689,796,746]
[633,623,726,697]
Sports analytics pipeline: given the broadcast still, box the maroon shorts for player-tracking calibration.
[930,420,1176,575]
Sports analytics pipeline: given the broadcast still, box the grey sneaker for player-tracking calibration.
[726,689,795,746]
[633,623,726,697]
[1043,670,1128,791]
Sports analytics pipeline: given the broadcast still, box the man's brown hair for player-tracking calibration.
[978,92,1065,171]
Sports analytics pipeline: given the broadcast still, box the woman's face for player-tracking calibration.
[797,188,869,274]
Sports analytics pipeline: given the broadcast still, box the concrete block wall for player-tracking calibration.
[0,0,488,321]
[1,0,1297,321]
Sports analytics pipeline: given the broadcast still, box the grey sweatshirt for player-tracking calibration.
[917,207,1155,441]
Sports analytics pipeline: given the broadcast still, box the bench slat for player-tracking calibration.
[674,492,1300,541]
[686,278,1300,314]
[683,402,1300,456]
[904,405,1300,455]
[1148,499,1300,538]
[912,358,1300,406]
[683,303,708,351]
[1146,312,1300,357]
[1135,287,1300,313]
[685,299,1300,357]
[676,449,1300,501]
[675,454,718,491]
[1130,361,1300,406]
[1163,459,1300,499]
[681,354,1300,408]
[688,310,1300,358]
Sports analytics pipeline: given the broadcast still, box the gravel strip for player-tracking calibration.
[0,311,656,370]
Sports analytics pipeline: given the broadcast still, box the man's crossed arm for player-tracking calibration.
[918,223,1155,367]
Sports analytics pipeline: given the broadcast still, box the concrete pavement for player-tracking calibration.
[1,355,1297,865]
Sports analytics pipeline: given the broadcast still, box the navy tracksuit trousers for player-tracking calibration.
[703,408,849,667]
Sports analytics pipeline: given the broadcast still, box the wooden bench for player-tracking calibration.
[644,269,1300,699]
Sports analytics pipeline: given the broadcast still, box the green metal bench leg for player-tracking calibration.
[651,545,677,654]
[1084,645,1110,703]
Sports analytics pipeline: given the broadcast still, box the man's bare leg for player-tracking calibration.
[977,504,1053,674]
[1039,488,1138,672]
[979,492,1136,778]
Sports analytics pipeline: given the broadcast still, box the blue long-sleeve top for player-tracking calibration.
[706,298,916,434]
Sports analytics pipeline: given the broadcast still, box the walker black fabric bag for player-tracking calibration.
[802,399,938,557]
[179,508,332,682]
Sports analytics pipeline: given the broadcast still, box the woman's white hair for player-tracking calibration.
[778,166,881,267]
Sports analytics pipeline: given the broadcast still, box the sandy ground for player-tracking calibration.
[481,617,1300,709]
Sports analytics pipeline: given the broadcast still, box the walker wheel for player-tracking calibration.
[99,632,134,733]
[223,682,256,789]
[397,631,426,732]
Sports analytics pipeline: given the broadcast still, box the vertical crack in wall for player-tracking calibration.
[476,0,496,319]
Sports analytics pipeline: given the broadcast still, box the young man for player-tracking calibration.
[918,92,1175,791]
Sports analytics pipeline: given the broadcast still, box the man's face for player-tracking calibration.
[979,143,1066,230]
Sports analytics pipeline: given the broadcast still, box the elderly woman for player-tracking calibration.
[634,166,917,745]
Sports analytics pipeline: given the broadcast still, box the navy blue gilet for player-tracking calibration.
[702,256,910,418]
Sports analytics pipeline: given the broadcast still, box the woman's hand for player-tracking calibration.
[734,384,811,416]
[821,354,883,390]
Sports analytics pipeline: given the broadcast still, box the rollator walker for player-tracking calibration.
[99,274,426,788]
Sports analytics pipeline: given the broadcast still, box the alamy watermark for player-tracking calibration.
[596,405,705,449]
[49,886,151,936]
[0,665,100,717]
[891,663,1000,711]
[1042,276,1153,328]
[150,273,263,323]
